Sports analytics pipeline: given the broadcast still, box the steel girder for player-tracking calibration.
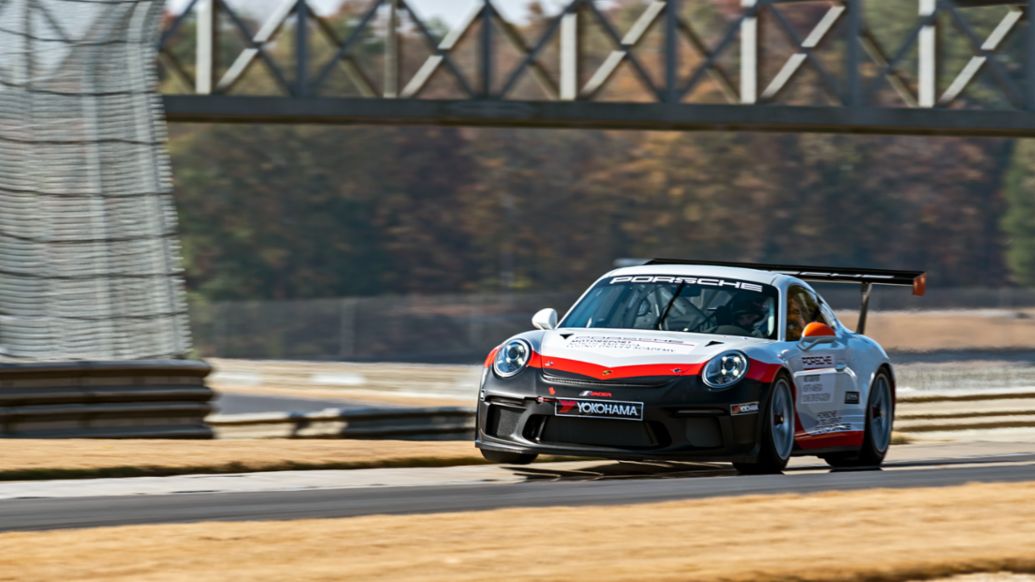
[159,0,1035,135]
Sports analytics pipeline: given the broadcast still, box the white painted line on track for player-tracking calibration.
[3,442,1034,502]
[0,464,526,501]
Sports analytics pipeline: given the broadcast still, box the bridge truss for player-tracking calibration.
[160,0,1035,135]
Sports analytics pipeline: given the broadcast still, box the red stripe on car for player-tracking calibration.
[745,360,783,383]
[795,431,864,449]
[484,346,499,368]
[490,346,785,384]
[528,352,706,380]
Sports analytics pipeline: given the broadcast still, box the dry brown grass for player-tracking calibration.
[837,309,1035,352]
[0,439,486,480]
[3,482,1035,581]
[212,383,471,407]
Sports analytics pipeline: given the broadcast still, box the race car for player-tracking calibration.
[475,259,926,474]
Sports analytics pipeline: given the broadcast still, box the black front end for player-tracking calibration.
[475,366,773,463]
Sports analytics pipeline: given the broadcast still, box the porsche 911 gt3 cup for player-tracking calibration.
[475,259,926,474]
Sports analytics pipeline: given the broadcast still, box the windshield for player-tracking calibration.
[560,275,780,339]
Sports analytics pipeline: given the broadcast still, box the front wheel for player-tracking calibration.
[823,370,894,469]
[480,449,538,465]
[733,376,795,475]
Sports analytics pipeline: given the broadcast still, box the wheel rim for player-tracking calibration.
[771,380,794,460]
[869,375,893,453]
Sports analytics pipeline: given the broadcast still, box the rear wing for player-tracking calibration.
[644,258,927,334]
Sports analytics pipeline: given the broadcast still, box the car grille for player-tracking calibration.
[537,416,665,449]
[486,404,523,439]
[540,372,670,389]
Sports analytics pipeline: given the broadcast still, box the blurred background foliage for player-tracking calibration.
[162,0,1035,300]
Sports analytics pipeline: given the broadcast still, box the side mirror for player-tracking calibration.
[532,308,558,331]
[799,321,837,351]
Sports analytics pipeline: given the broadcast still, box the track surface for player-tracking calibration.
[2,443,1034,532]
[212,393,369,415]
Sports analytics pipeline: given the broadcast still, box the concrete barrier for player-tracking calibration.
[0,360,214,438]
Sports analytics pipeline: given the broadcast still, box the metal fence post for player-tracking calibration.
[741,0,759,104]
[340,298,357,359]
[196,0,219,94]
[918,0,938,107]
[560,2,581,100]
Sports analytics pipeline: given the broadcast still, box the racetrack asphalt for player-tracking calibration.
[2,442,1034,532]
[212,393,373,415]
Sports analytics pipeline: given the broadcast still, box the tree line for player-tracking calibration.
[163,1,1035,301]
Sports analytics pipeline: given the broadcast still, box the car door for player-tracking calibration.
[784,285,855,437]
[818,299,868,434]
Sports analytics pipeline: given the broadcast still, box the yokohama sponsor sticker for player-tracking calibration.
[731,401,760,415]
[555,398,644,421]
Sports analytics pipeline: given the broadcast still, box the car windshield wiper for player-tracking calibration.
[654,282,685,330]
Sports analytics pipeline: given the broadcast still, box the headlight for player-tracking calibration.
[703,350,749,389]
[493,339,531,378]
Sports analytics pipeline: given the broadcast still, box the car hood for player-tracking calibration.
[539,328,765,368]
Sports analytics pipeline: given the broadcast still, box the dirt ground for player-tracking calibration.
[0,439,485,479]
[836,309,1035,352]
[2,482,1035,582]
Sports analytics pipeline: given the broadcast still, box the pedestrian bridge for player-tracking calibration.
[159,0,1035,135]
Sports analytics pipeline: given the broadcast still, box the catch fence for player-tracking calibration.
[192,287,1035,362]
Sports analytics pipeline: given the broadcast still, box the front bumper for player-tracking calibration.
[475,367,772,463]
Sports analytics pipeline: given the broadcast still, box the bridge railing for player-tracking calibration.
[157,0,1035,134]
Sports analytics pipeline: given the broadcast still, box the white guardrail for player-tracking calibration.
[206,359,1035,441]
[208,393,1035,440]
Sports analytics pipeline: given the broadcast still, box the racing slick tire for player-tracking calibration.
[480,449,538,465]
[733,375,795,475]
[823,370,894,469]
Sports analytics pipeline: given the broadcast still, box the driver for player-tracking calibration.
[715,295,765,337]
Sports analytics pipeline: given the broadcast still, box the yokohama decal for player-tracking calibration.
[555,398,644,421]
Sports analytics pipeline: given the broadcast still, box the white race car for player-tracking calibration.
[475,260,926,474]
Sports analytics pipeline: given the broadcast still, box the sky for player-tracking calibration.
[165,0,572,28]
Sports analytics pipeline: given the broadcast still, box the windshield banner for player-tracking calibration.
[610,276,765,293]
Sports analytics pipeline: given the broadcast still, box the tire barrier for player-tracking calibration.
[0,360,214,438]
[209,407,475,440]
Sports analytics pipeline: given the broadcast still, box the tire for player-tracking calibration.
[823,370,894,469]
[733,376,795,475]
[480,449,538,465]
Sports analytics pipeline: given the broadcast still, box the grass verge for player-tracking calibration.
[0,437,922,481]
[3,482,1035,581]
[0,439,502,481]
